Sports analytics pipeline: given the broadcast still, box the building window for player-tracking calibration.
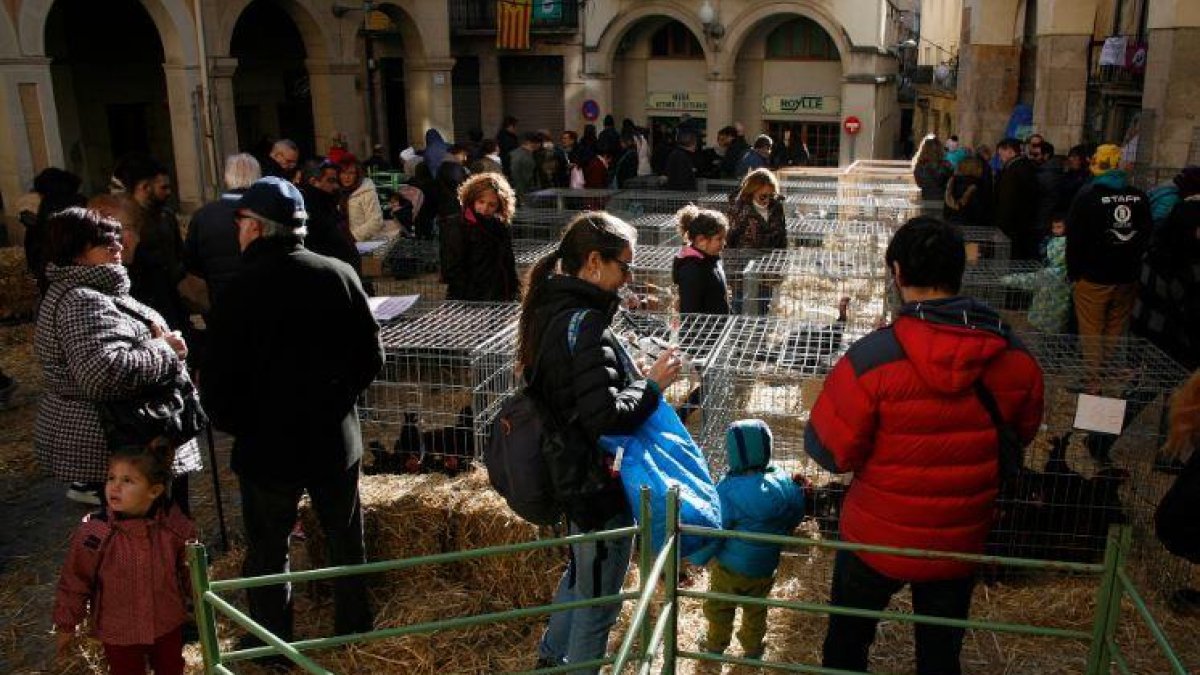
[650,21,704,59]
[765,17,839,60]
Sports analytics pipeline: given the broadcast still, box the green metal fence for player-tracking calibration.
[189,488,1187,674]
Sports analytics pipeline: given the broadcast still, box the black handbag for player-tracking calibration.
[96,304,208,450]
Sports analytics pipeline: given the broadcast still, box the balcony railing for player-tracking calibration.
[1088,35,1146,87]
[910,64,957,93]
[449,0,579,34]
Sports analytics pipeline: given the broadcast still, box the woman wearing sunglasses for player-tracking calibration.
[727,168,789,313]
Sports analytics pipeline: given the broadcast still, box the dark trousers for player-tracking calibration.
[239,461,371,642]
[103,626,184,675]
[822,550,975,675]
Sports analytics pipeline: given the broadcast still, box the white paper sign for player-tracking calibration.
[1073,393,1127,435]
[367,295,420,322]
[1098,36,1128,67]
[356,240,388,255]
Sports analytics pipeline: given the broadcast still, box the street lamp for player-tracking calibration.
[699,0,724,41]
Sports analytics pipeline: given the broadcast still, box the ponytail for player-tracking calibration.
[675,204,728,243]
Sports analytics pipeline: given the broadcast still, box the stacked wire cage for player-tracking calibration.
[959,226,1013,264]
[370,236,444,309]
[607,190,729,217]
[524,188,621,213]
[623,213,684,246]
[995,332,1191,596]
[959,259,1044,330]
[741,247,889,325]
[358,302,521,474]
[786,217,893,255]
[510,207,571,241]
[696,313,867,536]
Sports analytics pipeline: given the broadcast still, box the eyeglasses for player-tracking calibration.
[611,258,633,276]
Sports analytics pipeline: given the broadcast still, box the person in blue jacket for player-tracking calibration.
[690,419,806,661]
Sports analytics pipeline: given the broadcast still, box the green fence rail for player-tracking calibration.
[189,488,1188,674]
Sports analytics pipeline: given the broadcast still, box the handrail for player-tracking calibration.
[189,487,1187,675]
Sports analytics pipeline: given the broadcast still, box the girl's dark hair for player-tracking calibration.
[675,204,728,242]
[516,211,636,371]
[884,216,965,294]
[47,207,122,266]
[110,443,175,490]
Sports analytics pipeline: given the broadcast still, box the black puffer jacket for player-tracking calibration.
[440,209,519,302]
[525,275,661,529]
[672,246,730,315]
[300,184,362,273]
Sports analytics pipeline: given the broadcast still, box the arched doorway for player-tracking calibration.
[368,4,417,155]
[231,0,315,159]
[44,0,172,194]
[612,18,709,147]
[734,15,843,167]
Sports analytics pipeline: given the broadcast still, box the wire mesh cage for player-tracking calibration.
[510,207,571,241]
[607,190,729,217]
[525,188,621,212]
[991,333,1191,594]
[623,213,684,246]
[741,248,888,326]
[786,217,894,255]
[959,226,1012,263]
[960,260,1044,322]
[788,194,919,225]
[359,302,520,475]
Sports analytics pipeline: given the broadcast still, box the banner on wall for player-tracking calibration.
[646,92,708,112]
[762,95,841,115]
[533,0,562,20]
[497,0,533,50]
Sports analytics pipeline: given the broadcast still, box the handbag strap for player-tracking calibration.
[972,379,1008,431]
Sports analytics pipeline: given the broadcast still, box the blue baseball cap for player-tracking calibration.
[237,176,308,228]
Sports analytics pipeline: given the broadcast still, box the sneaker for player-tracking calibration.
[66,482,103,506]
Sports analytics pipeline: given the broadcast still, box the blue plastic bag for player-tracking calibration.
[600,399,721,558]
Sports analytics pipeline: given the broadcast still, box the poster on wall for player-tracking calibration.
[647,92,708,113]
[533,0,561,20]
[762,95,841,116]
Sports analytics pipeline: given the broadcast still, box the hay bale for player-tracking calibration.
[0,248,38,320]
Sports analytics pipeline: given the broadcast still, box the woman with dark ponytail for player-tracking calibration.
[520,211,682,672]
[672,204,730,314]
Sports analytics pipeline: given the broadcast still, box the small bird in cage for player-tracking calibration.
[395,411,427,474]
[421,406,475,477]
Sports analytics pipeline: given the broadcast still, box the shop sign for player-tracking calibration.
[647,91,708,112]
[762,95,840,115]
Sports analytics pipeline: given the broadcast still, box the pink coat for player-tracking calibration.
[54,502,197,645]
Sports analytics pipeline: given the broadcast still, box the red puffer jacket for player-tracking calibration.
[805,297,1044,581]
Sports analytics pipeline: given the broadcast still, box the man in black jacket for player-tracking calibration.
[299,160,362,271]
[993,137,1042,259]
[201,177,383,651]
[184,153,261,310]
[665,128,699,191]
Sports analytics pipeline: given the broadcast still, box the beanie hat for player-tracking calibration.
[237,176,308,228]
[1090,144,1122,176]
[726,419,773,474]
[1173,166,1200,198]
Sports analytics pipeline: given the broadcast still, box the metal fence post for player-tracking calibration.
[638,486,653,660]
[187,543,222,674]
[663,487,680,675]
[1085,525,1132,674]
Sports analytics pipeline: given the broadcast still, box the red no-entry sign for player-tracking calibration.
[843,116,862,135]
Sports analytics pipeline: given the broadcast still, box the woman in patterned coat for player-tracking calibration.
[34,207,201,507]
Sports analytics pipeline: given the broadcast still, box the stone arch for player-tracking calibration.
[373,2,430,61]
[716,2,851,76]
[216,0,332,64]
[19,0,197,64]
[593,1,714,75]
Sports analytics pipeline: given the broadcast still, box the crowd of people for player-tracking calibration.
[7,115,1195,675]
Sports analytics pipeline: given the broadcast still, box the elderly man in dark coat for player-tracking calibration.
[201,177,383,656]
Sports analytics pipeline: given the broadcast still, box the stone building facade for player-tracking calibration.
[0,0,908,216]
[954,0,1199,171]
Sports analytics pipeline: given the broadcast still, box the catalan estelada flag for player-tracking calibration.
[497,0,533,50]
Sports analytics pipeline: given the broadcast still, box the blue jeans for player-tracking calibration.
[538,513,634,673]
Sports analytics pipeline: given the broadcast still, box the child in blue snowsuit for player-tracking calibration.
[690,419,806,659]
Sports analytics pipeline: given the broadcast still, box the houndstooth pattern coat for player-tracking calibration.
[34,263,202,483]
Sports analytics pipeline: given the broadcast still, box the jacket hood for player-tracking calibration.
[726,419,772,473]
[424,129,448,174]
[350,176,377,198]
[893,296,1014,395]
[675,245,708,261]
[1093,170,1129,190]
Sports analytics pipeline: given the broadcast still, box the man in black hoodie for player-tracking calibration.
[665,128,700,191]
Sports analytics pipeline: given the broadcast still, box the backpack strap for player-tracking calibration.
[973,379,1024,478]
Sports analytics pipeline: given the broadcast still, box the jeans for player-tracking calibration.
[238,460,371,642]
[822,550,976,675]
[538,512,634,673]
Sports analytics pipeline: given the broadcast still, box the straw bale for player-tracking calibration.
[0,248,38,320]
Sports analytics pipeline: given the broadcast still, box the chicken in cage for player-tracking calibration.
[741,248,887,326]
